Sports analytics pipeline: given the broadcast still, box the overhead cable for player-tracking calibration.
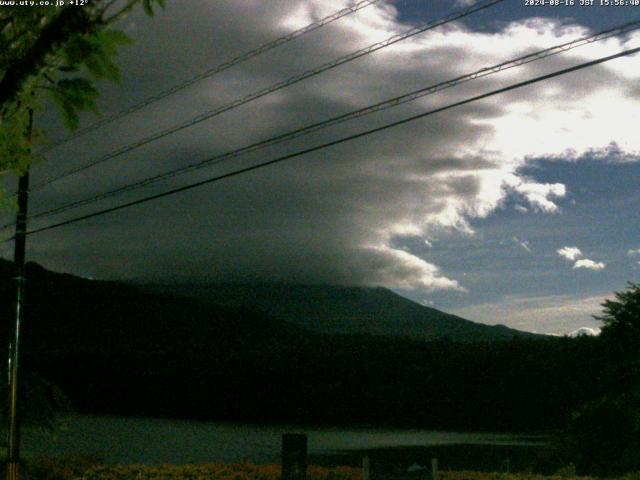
[40,0,384,153]
[18,45,640,238]
[31,0,506,191]
[18,18,640,224]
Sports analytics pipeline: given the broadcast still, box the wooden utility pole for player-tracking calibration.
[6,110,32,480]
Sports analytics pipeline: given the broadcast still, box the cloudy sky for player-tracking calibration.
[3,0,640,335]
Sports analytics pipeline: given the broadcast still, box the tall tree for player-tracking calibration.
[563,282,640,475]
[595,281,640,341]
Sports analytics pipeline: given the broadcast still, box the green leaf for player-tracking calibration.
[51,89,79,131]
[143,0,154,16]
[51,78,99,131]
[0,0,159,174]
[59,65,79,73]
[0,107,34,173]
[98,29,133,51]
[142,0,167,17]
[62,35,99,66]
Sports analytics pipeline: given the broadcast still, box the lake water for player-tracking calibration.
[22,415,545,466]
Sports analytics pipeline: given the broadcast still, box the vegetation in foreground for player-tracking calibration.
[24,457,613,480]
[27,459,359,480]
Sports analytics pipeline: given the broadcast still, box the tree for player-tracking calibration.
[595,281,640,343]
[560,283,640,475]
[0,0,166,176]
[566,387,640,475]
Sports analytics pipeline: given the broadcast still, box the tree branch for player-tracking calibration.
[0,6,96,112]
[104,0,141,25]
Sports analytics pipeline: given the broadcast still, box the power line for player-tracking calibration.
[30,0,505,192]
[19,45,640,238]
[17,18,640,225]
[40,0,384,153]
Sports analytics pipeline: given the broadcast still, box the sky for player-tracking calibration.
[2,0,640,335]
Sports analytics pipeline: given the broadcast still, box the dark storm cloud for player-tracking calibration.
[10,0,640,291]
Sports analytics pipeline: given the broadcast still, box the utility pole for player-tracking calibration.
[5,110,32,480]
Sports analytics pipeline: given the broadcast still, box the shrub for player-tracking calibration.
[28,454,102,480]
[27,460,361,480]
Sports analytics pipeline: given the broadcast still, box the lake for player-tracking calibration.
[22,415,547,468]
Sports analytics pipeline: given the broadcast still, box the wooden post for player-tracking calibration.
[282,434,307,480]
[362,455,370,480]
[431,458,438,480]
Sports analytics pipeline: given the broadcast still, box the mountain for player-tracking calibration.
[0,259,314,421]
[144,283,543,342]
[569,327,601,337]
[0,259,541,345]
[0,260,577,430]
[0,260,304,357]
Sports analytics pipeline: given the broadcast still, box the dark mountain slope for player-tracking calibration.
[0,261,305,357]
[0,260,586,431]
[0,260,313,420]
[146,283,543,342]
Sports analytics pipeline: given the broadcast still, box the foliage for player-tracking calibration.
[552,464,576,478]
[559,283,640,475]
[24,459,606,480]
[595,282,640,342]
[621,472,640,480]
[0,99,38,175]
[565,388,640,475]
[28,454,103,480]
[27,460,360,480]
[0,0,165,175]
[0,372,72,433]
[441,472,595,480]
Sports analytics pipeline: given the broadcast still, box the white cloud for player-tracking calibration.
[514,205,529,214]
[363,244,466,292]
[573,259,606,271]
[557,246,582,261]
[628,248,640,256]
[450,293,607,334]
[512,236,531,253]
[455,0,477,6]
[504,175,566,213]
[557,247,604,270]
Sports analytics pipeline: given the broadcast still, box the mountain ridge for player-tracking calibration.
[0,259,544,343]
[142,282,544,342]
